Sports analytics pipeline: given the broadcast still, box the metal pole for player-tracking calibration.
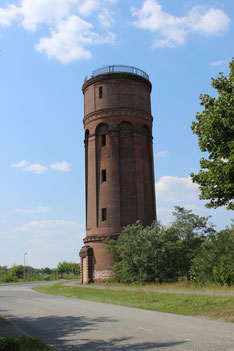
[24,253,27,280]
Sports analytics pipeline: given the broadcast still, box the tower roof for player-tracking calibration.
[84,65,149,83]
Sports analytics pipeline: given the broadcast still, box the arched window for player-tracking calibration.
[118,121,133,133]
[95,123,109,135]
[141,125,150,137]
[95,123,109,146]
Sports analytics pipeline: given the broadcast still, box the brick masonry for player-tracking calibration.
[79,71,156,283]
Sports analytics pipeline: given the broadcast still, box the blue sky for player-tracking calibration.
[0,0,233,268]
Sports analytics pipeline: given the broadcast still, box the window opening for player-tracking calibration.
[101,170,107,182]
[102,208,107,221]
[101,134,106,146]
[99,86,103,99]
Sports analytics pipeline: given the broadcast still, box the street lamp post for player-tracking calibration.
[24,252,28,280]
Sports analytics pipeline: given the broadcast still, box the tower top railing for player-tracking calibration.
[84,65,149,82]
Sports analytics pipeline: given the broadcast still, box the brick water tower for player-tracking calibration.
[79,65,156,283]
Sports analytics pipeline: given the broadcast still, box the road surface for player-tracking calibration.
[0,282,233,350]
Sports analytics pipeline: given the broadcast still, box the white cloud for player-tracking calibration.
[188,7,230,36]
[0,4,19,26]
[19,0,78,31]
[78,0,99,16]
[11,160,28,168]
[131,0,231,48]
[50,160,71,172]
[12,160,73,174]
[35,14,114,62]
[156,150,169,158]
[156,175,199,202]
[16,219,85,234]
[24,163,47,174]
[98,8,114,28]
[210,59,228,67]
[14,206,50,214]
[36,15,93,62]
[0,0,115,62]
[155,175,234,227]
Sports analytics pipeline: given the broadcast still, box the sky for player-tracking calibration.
[0,0,233,268]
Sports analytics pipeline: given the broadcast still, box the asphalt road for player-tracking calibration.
[0,282,233,350]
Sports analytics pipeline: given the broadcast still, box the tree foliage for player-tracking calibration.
[106,207,216,284]
[57,261,80,277]
[106,221,181,284]
[190,226,234,285]
[0,265,24,282]
[169,206,215,280]
[191,58,234,210]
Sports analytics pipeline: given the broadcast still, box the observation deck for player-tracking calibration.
[84,65,149,82]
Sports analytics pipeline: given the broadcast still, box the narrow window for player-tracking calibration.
[99,86,103,99]
[101,169,106,182]
[102,208,107,221]
[101,134,106,146]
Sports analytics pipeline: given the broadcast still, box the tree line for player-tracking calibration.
[0,261,80,283]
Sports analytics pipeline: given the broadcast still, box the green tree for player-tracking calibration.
[106,221,182,284]
[170,206,215,280]
[191,58,234,210]
[106,208,216,283]
[57,261,80,277]
[9,265,24,279]
[190,226,234,285]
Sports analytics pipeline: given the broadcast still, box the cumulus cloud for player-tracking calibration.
[50,160,71,172]
[0,4,19,26]
[156,175,199,202]
[131,0,231,48]
[19,0,78,31]
[35,15,114,63]
[24,163,48,174]
[16,219,85,234]
[11,160,28,168]
[0,0,115,62]
[156,150,169,158]
[14,206,50,214]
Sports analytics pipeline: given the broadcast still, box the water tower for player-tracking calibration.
[79,65,156,283]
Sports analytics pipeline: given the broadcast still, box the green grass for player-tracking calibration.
[0,277,80,285]
[34,283,234,323]
[92,280,234,293]
[0,337,53,350]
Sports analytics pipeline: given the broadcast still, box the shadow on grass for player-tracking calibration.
[2,313,188,350]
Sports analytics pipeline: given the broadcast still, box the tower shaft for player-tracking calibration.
[79,66,156,283]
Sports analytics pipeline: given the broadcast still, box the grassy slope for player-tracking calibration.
[34,283,234,323]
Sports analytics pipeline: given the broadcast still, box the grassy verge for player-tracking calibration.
[91,281,234,293]
[0,278,79,286]
[0,337,53,350]
[34,283,234,322]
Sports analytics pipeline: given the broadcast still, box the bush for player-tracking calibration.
[106,221,182,284]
